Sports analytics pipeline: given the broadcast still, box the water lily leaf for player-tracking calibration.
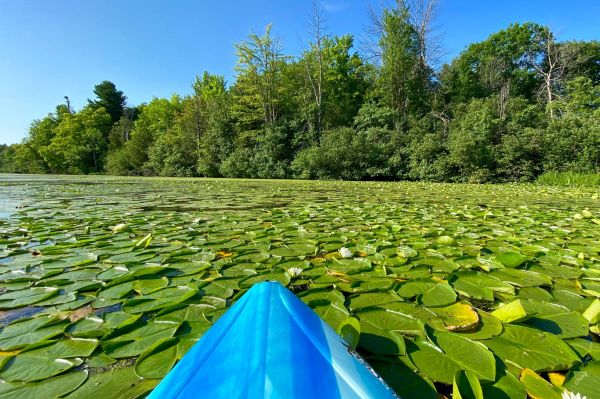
[453,370,484,399]
[348,291,402,310]
[31,338,98,358]
[490,268,552,287]
[431,330,496,381]
[408,331,495,384]
[484,324,580,372]
[0,287,59,309]
[133,277,168,294]
[370,358,437,399]
[496,252,527,268]
[358,308,425,337]
[481,359,527,399]
[96,281,134,300]
[421,283,456,306]
[524,311,589,339]
[86,353,116,368]
[134,337,178,379]
[397,246,418,259]
[398,279,437,298]
[457,310,503,340]
[519,368,563,399]
[336,317,360,350]
[406,338,457,384]
[583,299,600,324]
[518,287,554,301]
[63,367,148,399]
[492,299,529,323]
[0,316,68,351]
[122,286,198,313]
[563,360,600,399]
[428,302,479,332]
[566,338,600,360]
[270,244,316,257]
[312,303,349,331]
[102,320,180,358]
[451,271,514,301]
[299,289,345,308]
[167,261,211,277]
[239,271,291,288]
[436,235,456,246]
[0,370,88,399]
[0,351,78,382]
[326,258,372,274]
[358,322,406,356]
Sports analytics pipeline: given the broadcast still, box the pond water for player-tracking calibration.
[0,174,599,398]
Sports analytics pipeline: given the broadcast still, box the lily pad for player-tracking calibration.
[0,370,88,399]
[484,324,580,372]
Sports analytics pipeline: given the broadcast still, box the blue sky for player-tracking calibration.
[1,0,599,144]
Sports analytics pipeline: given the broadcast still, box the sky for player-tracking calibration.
[1,0,599,145]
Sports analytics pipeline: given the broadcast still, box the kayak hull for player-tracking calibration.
[149,281,397,399]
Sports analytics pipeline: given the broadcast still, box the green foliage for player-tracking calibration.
[7,10,600,182]
[88,80,127,124]
[537,172,600,187]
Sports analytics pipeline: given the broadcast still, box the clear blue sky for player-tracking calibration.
[1,0,599,144]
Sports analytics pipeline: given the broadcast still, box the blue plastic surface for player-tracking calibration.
[149,281,398,398]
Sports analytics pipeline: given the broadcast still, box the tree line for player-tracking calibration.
[1,0,599,182]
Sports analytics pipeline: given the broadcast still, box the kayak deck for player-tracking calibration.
[149,281,397,398]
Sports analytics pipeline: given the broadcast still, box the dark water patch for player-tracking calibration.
[0,306,46,326]
[94,303,123,316]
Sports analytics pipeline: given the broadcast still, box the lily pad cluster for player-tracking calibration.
[0,175,599,398]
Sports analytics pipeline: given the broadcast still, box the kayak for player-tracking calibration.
[149,281,398,398]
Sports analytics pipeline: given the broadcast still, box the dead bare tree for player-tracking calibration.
[64,96,73,113]
[304,0,327,138]
[531,29,572,118]
[363,0,442,68]
[406,0,443,70]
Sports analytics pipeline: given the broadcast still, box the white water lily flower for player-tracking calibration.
[286,267,303,278]
[339,247,353,259]
[562,390,587,399]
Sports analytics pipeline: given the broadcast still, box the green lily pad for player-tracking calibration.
[524,311,589,339]
[519,368,562,399]
[370,358,438,399]
[102,320,180,358]
[451,271,514,301]
[496,252,528,268]
[408,330,496,384]
[0,316,68,351]
[0,287,59,309]
[134,337,178,379]
[428,302,480,332]
[484,324,580,372]
[563,361,600,399]
[122,286,198,313]
[0,370,88,399]
[453,370,484,399]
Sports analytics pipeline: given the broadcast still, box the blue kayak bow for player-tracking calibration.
[149,281,397,398]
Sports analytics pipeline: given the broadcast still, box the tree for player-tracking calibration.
[369,1,428,126]
[88,81,127,124]
[234,24,286,129]
[193,72,234,176]
[543,77,600,172]
[303,0,327,137]
[107,97,180,175]
[39,106,111,174]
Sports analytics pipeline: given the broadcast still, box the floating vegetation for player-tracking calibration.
[0,175,599,398]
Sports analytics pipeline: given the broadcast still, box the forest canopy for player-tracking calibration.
[1,0,599,182]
